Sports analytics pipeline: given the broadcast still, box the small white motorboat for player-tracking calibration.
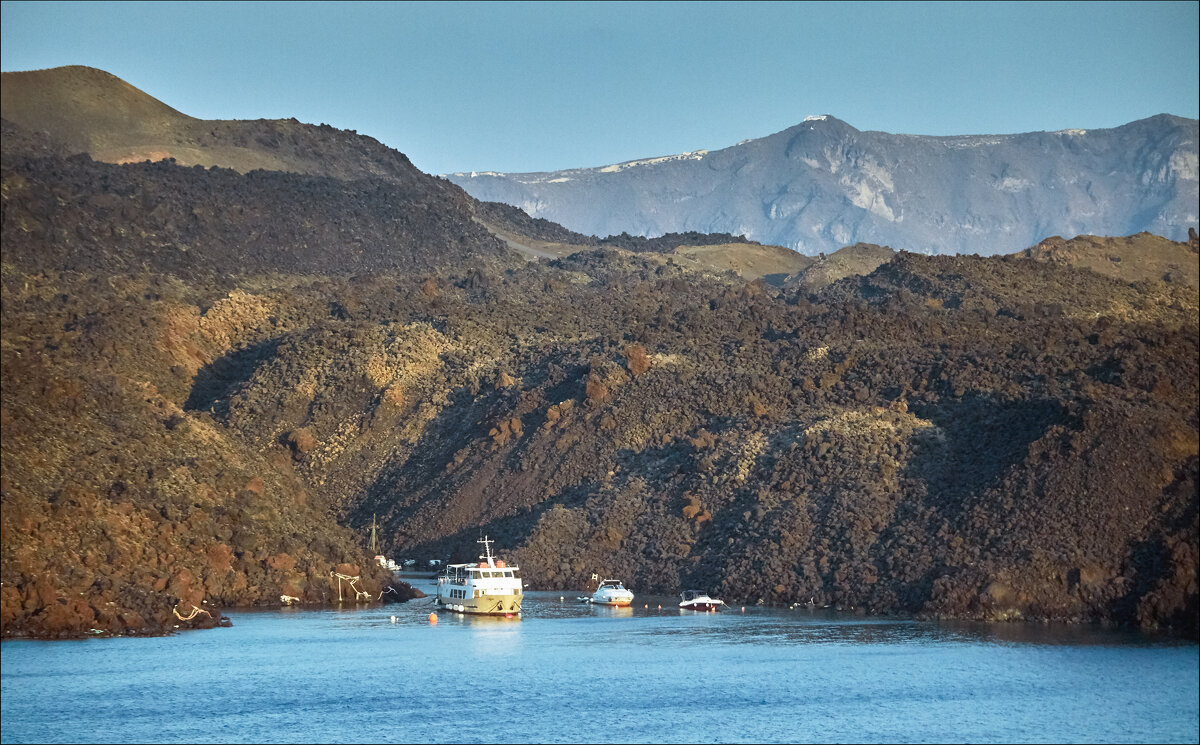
[589,579,635,607]
[679,590,725,612]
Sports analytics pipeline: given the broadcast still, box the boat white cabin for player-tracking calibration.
[590,579,635,607]
[679,590,725,612]
[435,536,523,616]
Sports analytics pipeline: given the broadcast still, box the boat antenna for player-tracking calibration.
[478,535,495,567]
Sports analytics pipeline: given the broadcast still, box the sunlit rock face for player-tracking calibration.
[449,114,1199,256]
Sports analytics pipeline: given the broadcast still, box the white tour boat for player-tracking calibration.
[434,536,523,617]
[589,579,635,607]
[679,590,726,612]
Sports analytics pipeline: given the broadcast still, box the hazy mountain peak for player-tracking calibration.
[794,113,856,130]
[449,114,1199,255]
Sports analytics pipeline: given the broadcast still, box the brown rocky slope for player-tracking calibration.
[0,140,508,637]
[2,82,1197,637]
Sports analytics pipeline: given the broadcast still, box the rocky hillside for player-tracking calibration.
[0,124,513,639]
[1,137,510,280]
[2,70,1197,639]
[1023,231,1200,289]
[287,247,1195,631]
[449,114,1199,256]
[1,66,429,183]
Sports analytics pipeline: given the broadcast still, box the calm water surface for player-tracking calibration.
[2,586,1197,744]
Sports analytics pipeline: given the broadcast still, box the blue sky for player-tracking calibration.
[2,1,1197,175]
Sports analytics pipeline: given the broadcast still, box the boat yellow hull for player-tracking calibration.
[435,595,523,616]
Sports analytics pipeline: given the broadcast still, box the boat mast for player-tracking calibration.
[478,535,495,567]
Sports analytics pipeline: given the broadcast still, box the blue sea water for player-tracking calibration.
[1,588,1197,744]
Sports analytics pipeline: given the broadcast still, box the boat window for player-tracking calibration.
[502,570,513,577]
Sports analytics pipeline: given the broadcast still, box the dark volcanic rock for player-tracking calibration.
[1,148,512,280]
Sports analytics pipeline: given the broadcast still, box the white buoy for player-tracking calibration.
[390,616,396,623]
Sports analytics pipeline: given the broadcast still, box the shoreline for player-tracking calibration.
[5,590,1197,643]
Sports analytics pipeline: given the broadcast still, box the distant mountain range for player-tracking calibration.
[448,114,1199,256]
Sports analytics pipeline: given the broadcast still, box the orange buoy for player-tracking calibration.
[741,607,745,612]
[496,560,507,568]
[429,612,438,624]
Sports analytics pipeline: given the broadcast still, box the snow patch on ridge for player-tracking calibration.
[937,136,1013,149]
[597,150,708,173]
[998,176,1032,193]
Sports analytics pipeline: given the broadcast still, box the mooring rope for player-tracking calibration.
[173,604,212,621]
[330,571,373,601]
[377,586,397,601]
